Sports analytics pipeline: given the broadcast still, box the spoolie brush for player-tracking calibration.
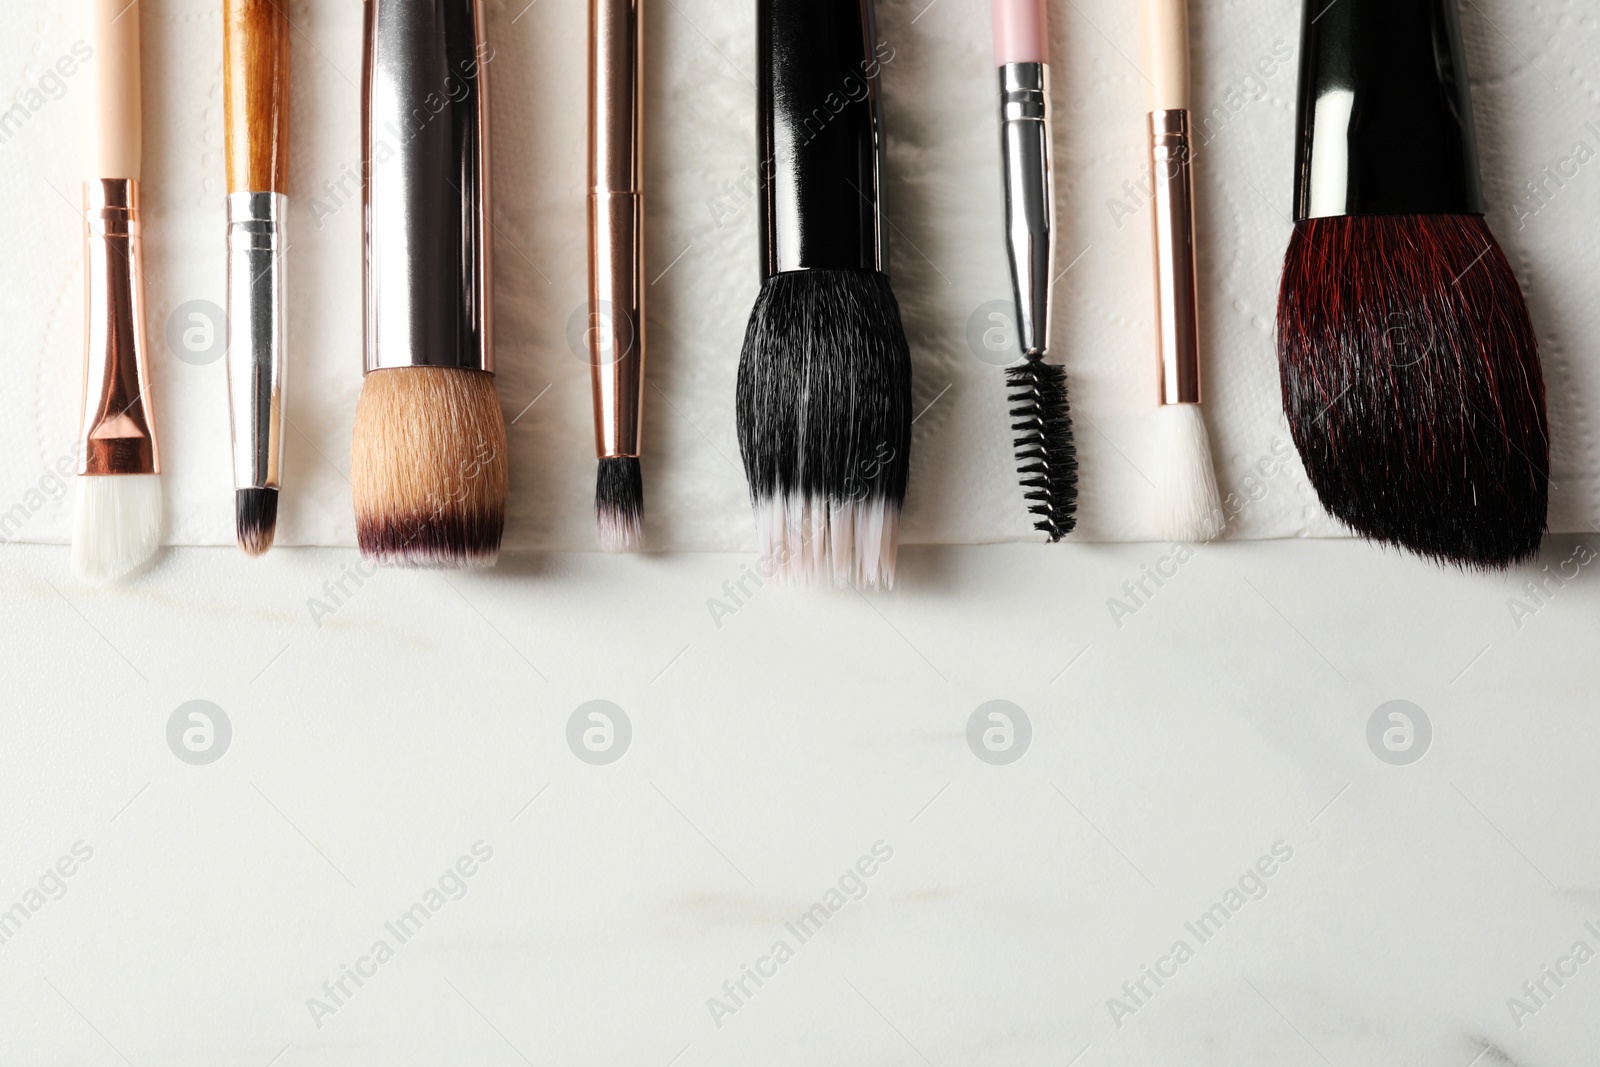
[992,0,1078,542]
[736,0,911,589]
[1007,356,1076,540]
[352,0,508,568]
[73,0,162,583]
[1276,0,1547,568]
[1141,0,1221,543]
[588,0,647,553]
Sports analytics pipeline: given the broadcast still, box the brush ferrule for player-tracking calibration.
[80,179,158,477]
[998,62,1053,357]
[226,191,286,490]
[1147,109,1201,406]
[1291,0,1483,220]
[757,0,889,278]
[589,0,645,460]
[363,0,493,374]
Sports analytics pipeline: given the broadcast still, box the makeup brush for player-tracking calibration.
[224,0,289,557]
[589,0,646,552]
[1277,0,1547,567]
[737,0,911,589]
[992,0,1076,542]
[352,0,507,567]
[1141,0,1221,543]
[74,0,161,582]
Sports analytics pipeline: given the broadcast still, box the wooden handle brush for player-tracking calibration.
[224,0,290,556]
[75,0,161,581]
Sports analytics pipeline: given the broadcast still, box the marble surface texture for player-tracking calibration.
[0,537,1597,1065]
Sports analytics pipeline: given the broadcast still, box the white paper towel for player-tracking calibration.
[0,0,1594,550]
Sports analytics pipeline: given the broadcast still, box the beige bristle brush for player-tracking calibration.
[74,0,162,581]
[1141,0,1222,542]
[351,0,507,567]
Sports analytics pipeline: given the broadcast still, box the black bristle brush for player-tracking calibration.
[736,0,912,589]
[1276,0,1548,568]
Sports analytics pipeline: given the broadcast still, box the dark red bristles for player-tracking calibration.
[1276,213,1548,568]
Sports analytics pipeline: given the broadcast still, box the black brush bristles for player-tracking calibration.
[1007,354,1077,541]
[736,269,912,589]
[235,487,278,558]
[1277,213,1548,568]
[595,456,644,553]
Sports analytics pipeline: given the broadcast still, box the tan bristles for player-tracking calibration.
[351,367,508,567]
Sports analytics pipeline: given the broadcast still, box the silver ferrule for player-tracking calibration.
[226,191,287,490]
[998,61,1054,357]
[363,0,493,373]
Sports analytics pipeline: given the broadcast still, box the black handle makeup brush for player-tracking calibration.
[736,0,912,589]
[1276,0,1548,568]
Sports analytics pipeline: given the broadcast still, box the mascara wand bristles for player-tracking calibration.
[1007,354,1078,542]
[595,456,643,553]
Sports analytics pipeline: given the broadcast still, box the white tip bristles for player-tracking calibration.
[1154,404,1223,543]
[72,474,162,582]
[595,505,643,553]
[754,493,899,590]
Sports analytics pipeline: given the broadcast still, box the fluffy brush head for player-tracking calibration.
[351,367,509,568]
[595,456,644,553]
[1277,213,1548,568]
[1153,403,1223,543]
[72,473,162,582]
[1007,354,1078,542]
[235,488,278,558]
[736,269,912,590]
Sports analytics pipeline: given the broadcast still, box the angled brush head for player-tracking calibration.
[595,456,644,553]
[1153,403,1222,543]
[72,474,162,582]
[1277,213,1548,568]
[235,488,278,558]
[736,269,912,589]
[351,367,509,568]
[1007,354,1077,542]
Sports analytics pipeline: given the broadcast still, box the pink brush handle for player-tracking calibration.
[992,0,1047,65]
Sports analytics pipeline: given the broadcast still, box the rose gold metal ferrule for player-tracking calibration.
[80,178,159,476]
[1148,109,1201,406]
[588,0,645,459]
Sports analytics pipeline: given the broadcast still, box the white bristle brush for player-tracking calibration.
[74,0,162,581]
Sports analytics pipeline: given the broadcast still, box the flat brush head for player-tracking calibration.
[72,474,162,582]
[1153,403,1223,543]
[235,488,278,558]
[736,269,912,590]
[351,367,509,568]
[595,456,644,553]
[1277,213,1548,568]
[1007,354,1077,542]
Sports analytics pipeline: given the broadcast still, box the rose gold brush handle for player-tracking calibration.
[588,0,645,459]
[81,0,157,476]
[1141,0,1201,405]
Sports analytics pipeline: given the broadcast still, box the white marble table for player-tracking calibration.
[0,538,1595,1066]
